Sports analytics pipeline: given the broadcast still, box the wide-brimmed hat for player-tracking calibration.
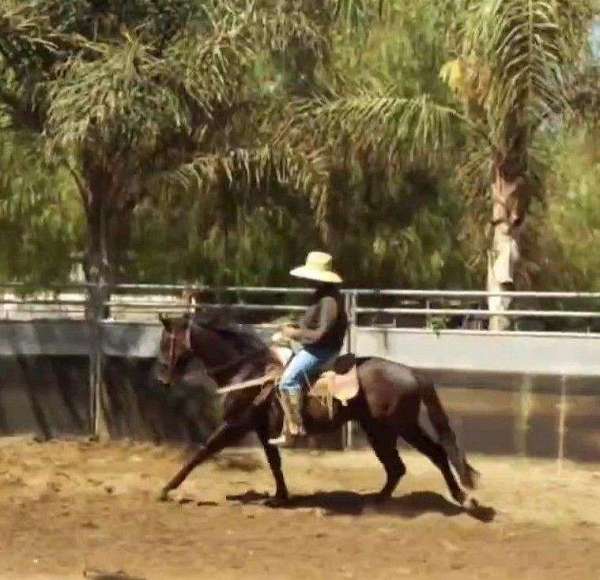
[290,251,342,284]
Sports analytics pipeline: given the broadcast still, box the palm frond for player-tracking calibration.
[157,144,329,201]
[46,36,185,156]
[249,3,328,54]
[165,3,256,114]
[460,0,595,149]
[0,1,58,55]
[332,0,381,34]
[292,90,462,164]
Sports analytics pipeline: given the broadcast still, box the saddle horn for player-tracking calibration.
[158,312,171,330]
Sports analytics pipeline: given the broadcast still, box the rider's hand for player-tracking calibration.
[281,325,299,339]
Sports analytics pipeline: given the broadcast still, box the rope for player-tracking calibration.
[215,372,279,395]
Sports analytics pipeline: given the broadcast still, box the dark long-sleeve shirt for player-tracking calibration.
[295,287,348,352]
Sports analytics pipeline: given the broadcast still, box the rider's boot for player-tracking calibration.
[287,390,306,437]
[269,390,306,447]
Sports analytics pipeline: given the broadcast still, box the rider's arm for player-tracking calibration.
[294,296,337,346]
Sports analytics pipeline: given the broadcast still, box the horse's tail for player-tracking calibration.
[419,378,480,490]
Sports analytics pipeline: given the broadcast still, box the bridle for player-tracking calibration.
[161,320,271,386]
[161,324,193,387]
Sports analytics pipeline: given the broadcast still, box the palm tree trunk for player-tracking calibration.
[487,163,528,330]
[81,170,138,439]
[108,200,135,283]
[85,190,113,440]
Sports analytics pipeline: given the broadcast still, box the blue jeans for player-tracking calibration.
[279,346,337,392]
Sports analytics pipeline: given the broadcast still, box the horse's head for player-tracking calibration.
[157,312,193,387]
[157,308,277,389]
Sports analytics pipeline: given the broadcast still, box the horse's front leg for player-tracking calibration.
[256,425,289,504]
[159,418,250,501]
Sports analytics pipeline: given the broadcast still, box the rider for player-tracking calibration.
[269,251,348,447]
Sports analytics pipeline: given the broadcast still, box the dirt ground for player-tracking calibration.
[1,438,600,580]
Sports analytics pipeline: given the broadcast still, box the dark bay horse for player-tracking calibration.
[156,313,479,506]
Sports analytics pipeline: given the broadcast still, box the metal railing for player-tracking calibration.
[1,283,600,332]
[1,282,600,447]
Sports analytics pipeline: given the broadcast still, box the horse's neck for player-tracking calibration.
[190,325,237,365]
[190,324,274,385]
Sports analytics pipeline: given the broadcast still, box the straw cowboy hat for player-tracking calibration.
[290,251,343,284]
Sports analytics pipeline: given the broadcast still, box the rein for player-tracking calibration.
[215,370,280,395]
[188,322,281,394]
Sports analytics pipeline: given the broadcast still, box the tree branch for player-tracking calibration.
[63,161,91,211]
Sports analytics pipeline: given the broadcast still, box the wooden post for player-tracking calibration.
[557,374,568,475]
[515,374,532,457]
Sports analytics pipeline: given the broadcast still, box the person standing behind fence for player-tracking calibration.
[269,251,348,447]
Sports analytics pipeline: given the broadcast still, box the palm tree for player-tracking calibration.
[296,0,595,328]
[0,0,327,299]
[0,0,331,438]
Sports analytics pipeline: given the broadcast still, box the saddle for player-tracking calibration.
[309,353,359,406]
[269,345,360,418]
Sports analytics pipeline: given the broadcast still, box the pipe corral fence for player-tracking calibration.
[0,283,599,465]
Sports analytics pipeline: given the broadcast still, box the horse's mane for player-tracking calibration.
[191,309,268,356]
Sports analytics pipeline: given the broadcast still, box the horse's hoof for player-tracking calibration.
[374,492,392,505]
[463,495,480,512]
[158,489,171,502]
[453,490,468,507]
[265,495,289,508]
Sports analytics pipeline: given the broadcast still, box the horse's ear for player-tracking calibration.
[158,313,171,331]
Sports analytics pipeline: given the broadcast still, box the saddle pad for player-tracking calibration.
[310,354,359,405]
[331,356,360,403]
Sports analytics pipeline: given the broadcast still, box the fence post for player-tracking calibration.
[89,281,109,440]
[515,374,532,457]
[344,291,357,354]
[343,291,358,450]
[557,374,569,474]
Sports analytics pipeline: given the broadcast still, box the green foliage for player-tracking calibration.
[0,0,598,291]
[0,127,83,284]
[533,128,600,290]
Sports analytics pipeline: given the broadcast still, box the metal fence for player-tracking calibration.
[1,283,599,458]
[3,282,600,325]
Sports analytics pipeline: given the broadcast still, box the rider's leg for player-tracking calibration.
[269,347,336,446]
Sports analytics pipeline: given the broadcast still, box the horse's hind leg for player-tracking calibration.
[361,422,406,501]
[402,425,466,506]
[159,419,249,501]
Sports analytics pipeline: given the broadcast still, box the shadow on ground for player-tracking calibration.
[226,489,496,522]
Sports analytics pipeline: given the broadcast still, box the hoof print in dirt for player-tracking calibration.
[226,490,270,504]
[83,569,146,580]
[176,497,218,507]
[177,496,195,505]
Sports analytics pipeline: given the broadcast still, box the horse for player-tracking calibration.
[156,312,480,507]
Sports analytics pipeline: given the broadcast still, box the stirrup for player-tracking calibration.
[268,432,295,447]
[269,428,307,447]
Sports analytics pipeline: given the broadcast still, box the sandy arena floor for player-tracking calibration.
[1,438,600,579]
